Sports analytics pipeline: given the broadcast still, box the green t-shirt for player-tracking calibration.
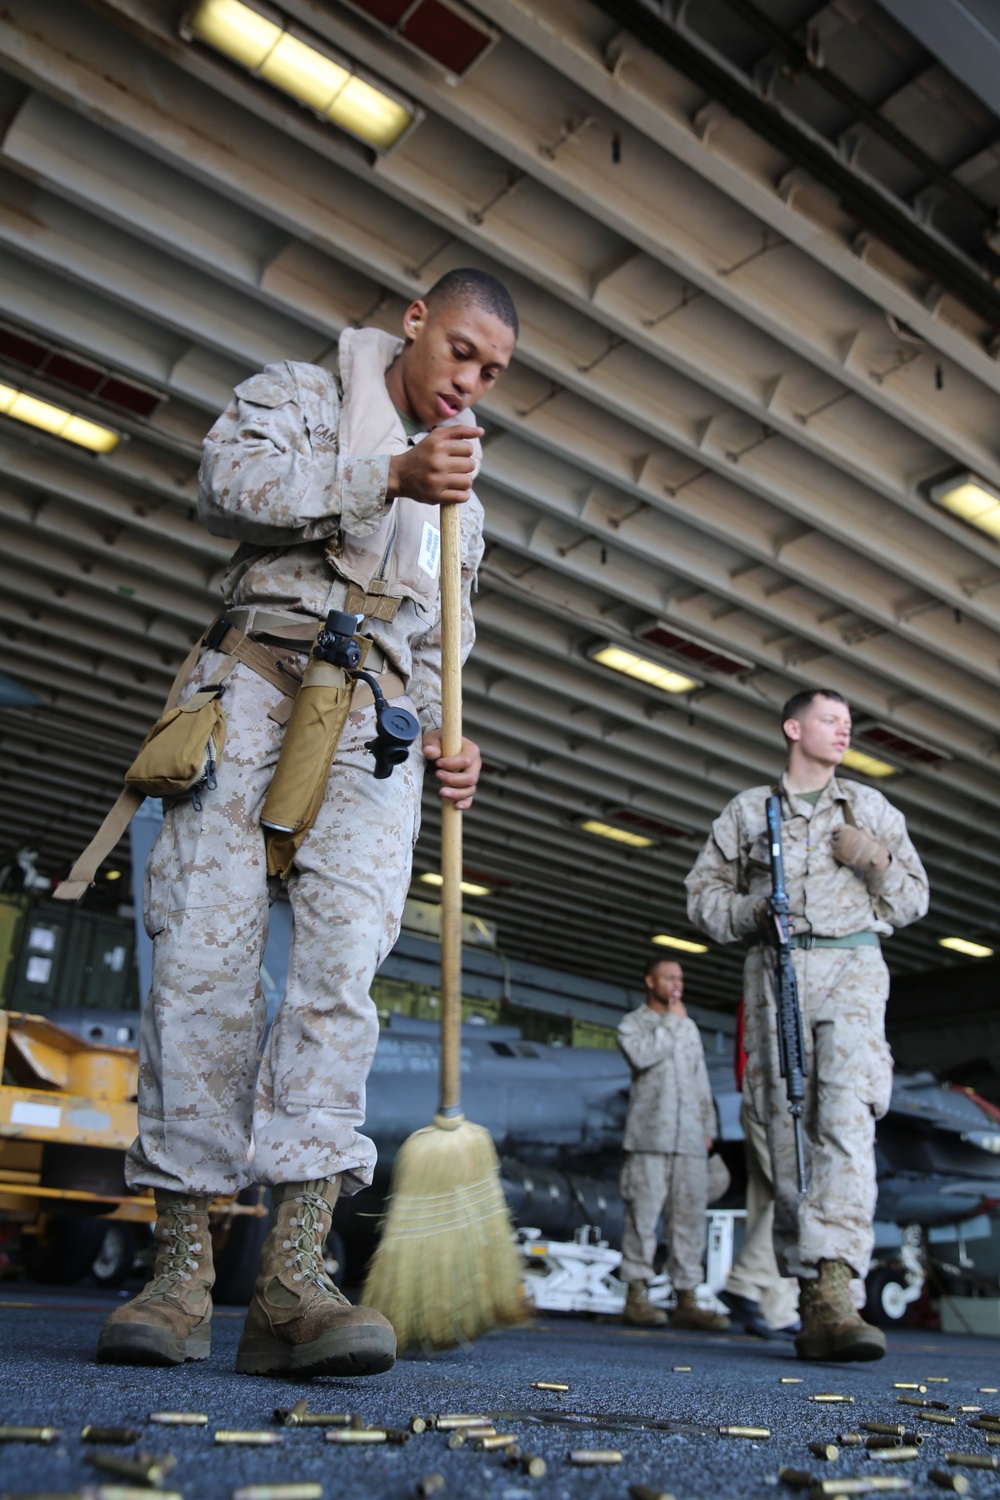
[797,788,823,806]
[395,407,422,440]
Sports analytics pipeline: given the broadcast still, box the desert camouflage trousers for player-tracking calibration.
[619,1150,708,1290]
[742,944,893,1282]
[125,647,423,1197]
[724,1098,799,1328]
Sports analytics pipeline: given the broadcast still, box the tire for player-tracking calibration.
[22,1215,109,1286]
[865,1264,913,1328]
[91,1224,137,1288]
[212,1187,271,1306]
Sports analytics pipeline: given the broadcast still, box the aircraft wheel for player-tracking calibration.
[91,1224,137,1288]
[865,1264,913,1327]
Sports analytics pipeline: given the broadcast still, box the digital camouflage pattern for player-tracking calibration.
[685,774,929,1280]
[127,327,483,1195]
[617,1007,717,1286]
[619,1149,710,1289]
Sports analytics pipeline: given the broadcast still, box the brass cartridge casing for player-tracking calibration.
[410,1418,428,1434]
[435,1416,489,1430]
[979,1388,998,1394]
[446,1433,465,1450]
[475,1434,518,1451]
[865,1437,902,1450]
[325,1430,386,1445]
[808,1479,912,1494]
[945,1453,1000,1469]
[861,1425,906,1436]
[809,1395,854,1404]
[232,1488,325,1500]
[838,1434,864,1445]
[779,1377,804,1384]
[917,1413,956,1425]
[148,1413,208,1426]
[894,1384,927,1393]
[899,1434,923,1446]
[869,1447,920,1461]
[521,1455,547,1478]
[0,1427,61,1443]
[969,1418,1000,1430]
[92,1489,185,1500]
[956,1407,980,1414]
[384,1429,412,1444]
[568,1450,623,1464]
[530,1381,568,1391]
[777,1470,814,1488]
[984,1434,1000,1446]
[214,1432,283,1445]
[719,1426,770,1438]
[924,1378,949,1383]
[671,1366,691,1373]
[628,1486,678,1500]
[79,1428,141,1445]
[85,1452,177,1485]
[927,1476,970,1495]
[274,1399,310,1427]
[808,1443,839,1460]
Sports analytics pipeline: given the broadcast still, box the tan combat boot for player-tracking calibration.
[96,1191,214,1365]
[623,1280,668,1327]
[671,1288,731,1331]
[795,1259,887,1362]
[235,1179,396,1377]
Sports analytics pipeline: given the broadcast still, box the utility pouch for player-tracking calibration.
[124,688,227,799]
[260,657,354,879]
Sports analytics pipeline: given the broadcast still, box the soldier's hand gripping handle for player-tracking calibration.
[386,425,483,506]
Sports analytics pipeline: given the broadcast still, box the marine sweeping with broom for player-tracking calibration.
[57,268,520,1374]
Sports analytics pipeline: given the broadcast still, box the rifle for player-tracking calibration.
[765,794,808,1194]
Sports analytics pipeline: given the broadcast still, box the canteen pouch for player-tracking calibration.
[260,656,354,880]
[124,688,227,798]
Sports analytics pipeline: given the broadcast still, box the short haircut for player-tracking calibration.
[782,687,848,724]
[425,267,519,338]
[645,955,682,983]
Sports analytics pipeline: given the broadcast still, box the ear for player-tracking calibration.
[402,298,428,342]
[783,716,802,743]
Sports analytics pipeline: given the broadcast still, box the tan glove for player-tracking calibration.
[831,823,889,873]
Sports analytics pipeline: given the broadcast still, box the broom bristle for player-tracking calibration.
[362,1118,527,1352]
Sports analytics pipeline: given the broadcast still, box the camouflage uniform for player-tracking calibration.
[127,328,484,1196]
[617,1005,717,1289]
[685,775,928,1281]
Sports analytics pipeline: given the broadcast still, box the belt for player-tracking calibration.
[788,931,880,950]
[221,606,389,673]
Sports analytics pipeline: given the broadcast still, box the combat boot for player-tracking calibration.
[235,1179,396,1377]
[623,1280,668,1327]
[96,1191,214,1365]
[795,1259,887,1362]
[671,1288,731,1332]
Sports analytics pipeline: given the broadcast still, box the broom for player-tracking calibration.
[361,501,525,1351]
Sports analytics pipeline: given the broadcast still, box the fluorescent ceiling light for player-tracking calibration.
[929,473,1000,542]
[187,0,416,151]
[591,643,699,695]
[0,382,119,453]
[419,871,492,898]
[652,934,709,954]
[579,819,654,849]
[939,936,994,959]
[840,747,896,778]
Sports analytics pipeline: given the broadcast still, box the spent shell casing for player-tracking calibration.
[780,1377,804,1384]
[809,1443,839,1460]
[474,1434,518,1451]
[984,1434,1000,1446]
[148,1413,207,1426]
[671,1366,691,1372]
[893,1384,926,1392]
[410,1418,428,1434]
[719,1426,770,1438]
[838,1434,864,1446]
[809,1395,855,1404]
[928,1477,970,1495]
[956,1406,981,1414]
[777,1471,814,1489]
[325,1430,386,1445]
[446,1433,465,1450]
[296,1414,355,1429]
[809,1481,913,1495]
[869,1447,920,1462]
[530,1381,568,1392]
[214,1432,283,1445]
[628,1486,677,1500]
[521,1455,546,1479]
[415,1479,444,1498]
[896,1396,929,1408]
[384,1428,412,1445]
[862,1426,906,1437]
[435,1416,489,1431]
[568,1450,623,1465]
[85,1453,177,1485]
[979,1387,998,1394]
[969,1417,1000,1430]
[232,1489,324,1500]
[945,1453,1000,1469]
[916,1413,955,1425]
[925,1378,950,1384]
[80,1429,141,1445]
[0,1427,61,1443]
[865,1437,903,1450]
[899,1434,923,1446]
[93,1490,185,1500]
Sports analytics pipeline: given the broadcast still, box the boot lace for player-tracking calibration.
[281,1189,348,1302]
[147,1201,204,1294]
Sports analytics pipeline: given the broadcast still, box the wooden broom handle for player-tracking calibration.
[438,501,463,1115]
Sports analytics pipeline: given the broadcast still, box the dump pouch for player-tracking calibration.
[124,688,227,799]
[260,656,354,879]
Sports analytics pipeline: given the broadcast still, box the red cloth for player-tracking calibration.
[734,997,747,1090]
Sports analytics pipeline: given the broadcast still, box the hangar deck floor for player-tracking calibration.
[2,1288,999,1499]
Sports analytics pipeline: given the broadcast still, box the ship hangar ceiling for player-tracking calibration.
[1,0,1000,1009]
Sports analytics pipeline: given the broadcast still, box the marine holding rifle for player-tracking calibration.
[684,690,928,1361]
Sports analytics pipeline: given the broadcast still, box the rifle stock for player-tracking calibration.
[765,794,808,1194]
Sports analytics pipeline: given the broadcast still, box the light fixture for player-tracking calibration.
[0,382,119,453]
[589,643,700,695]
[652,934,709,954]
[840,747,896,778]
[419,871,492,898]
[186,0,418,152]
[939,936,994,959]
[579,818,654,849]
[104,869,122,881]
[929,473,1000,542]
